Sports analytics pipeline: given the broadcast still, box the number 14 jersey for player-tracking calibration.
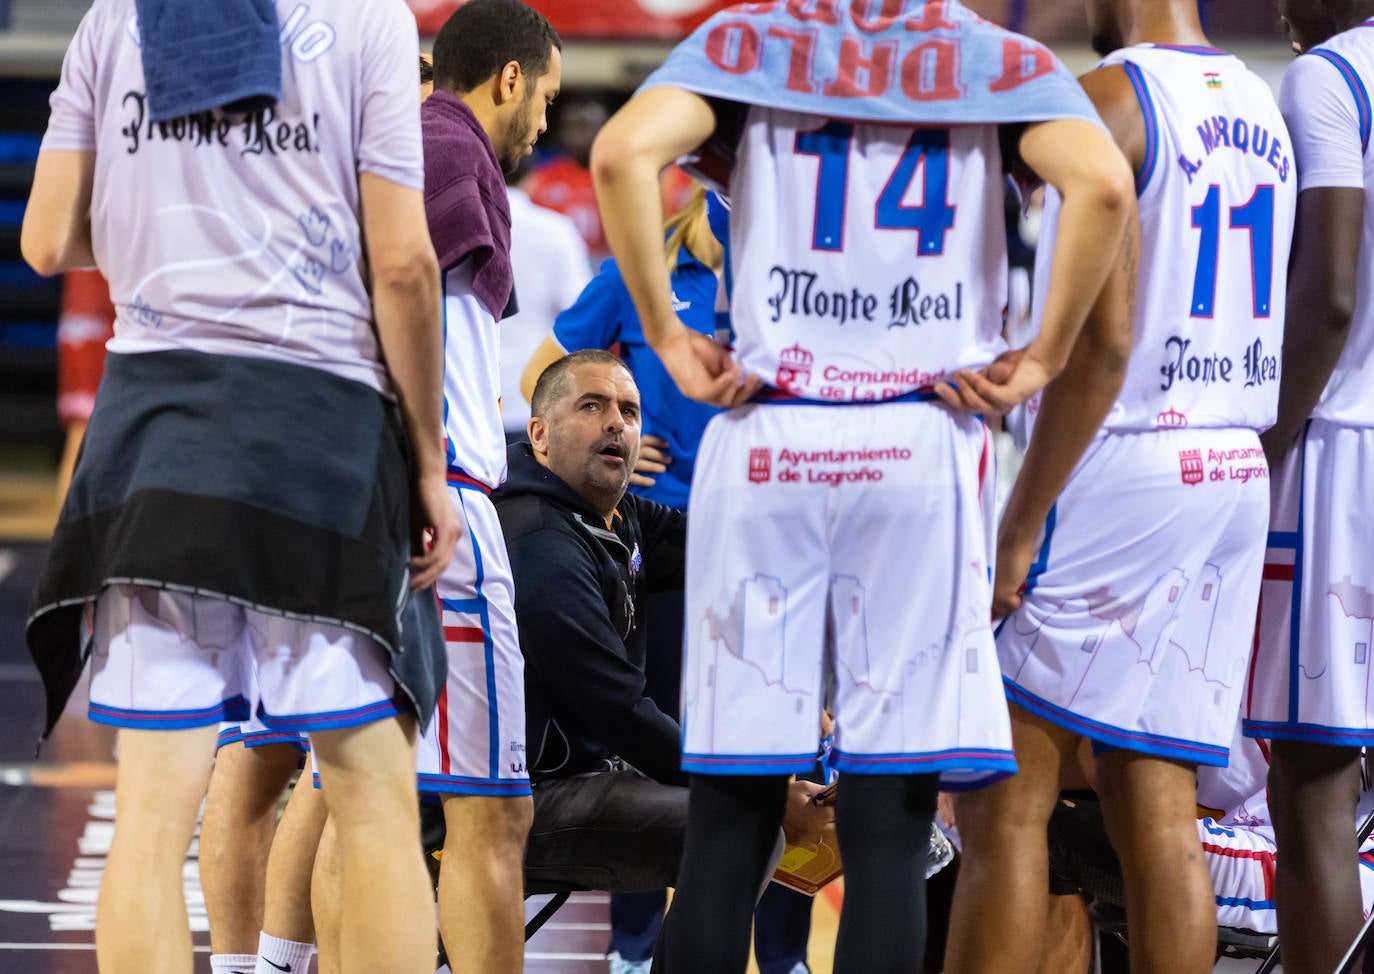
[728,107,1008,403]
[1033,45,1296,433]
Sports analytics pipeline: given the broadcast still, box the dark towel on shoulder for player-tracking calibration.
[421,91,515,319]
[135,0,281,122]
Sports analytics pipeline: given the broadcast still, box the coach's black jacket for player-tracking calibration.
[493,443,687,787]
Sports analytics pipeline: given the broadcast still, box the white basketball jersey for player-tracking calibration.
[1033,46,1296,432]
[1281,23,1374,428]
[441,259,506,490]
[729,107,1007,402]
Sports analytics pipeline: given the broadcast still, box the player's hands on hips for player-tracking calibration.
[630,434,672,488]
[782,779,835,846]
[936,346,1058,416]
[655,321,761,408]
[993,529,1038,620]
[409,470,460,590]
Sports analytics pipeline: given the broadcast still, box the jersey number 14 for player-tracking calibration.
[795,121,956,256]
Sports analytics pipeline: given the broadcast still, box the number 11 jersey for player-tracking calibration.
[728,107,1008,403]
[1034,45,1296,433]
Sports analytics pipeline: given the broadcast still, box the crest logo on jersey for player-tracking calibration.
[1179,449,1205,486]
[1156,408,1189,429]
[775,343,814,393]
[1204,72,1222,90]
[748,448,773,484]
[630,542,642,574]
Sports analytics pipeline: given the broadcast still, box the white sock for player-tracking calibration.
[255,932,316,974]
[210,955,258,974]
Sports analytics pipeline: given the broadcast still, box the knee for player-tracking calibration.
[444,794,532,860]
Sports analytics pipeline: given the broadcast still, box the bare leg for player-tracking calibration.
[261,753,329,944]
[310,816,343,974]
[1035,895,1092,974]
[96,725,218,974]
[1269,740,1363,974]
[944,705,1077,974]
[200,741,301,955]
[437,794,533,974]
[1095,750,1212,974]
[310,715,433,974]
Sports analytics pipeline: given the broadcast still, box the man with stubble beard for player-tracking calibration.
[483,350,832,914]
[412,1,562,970]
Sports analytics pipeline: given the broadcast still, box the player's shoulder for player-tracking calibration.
[1073,63,1146,163]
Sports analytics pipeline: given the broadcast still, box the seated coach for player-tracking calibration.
[491,349,830,894]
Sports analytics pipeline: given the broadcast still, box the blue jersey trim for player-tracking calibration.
[258,697,401,733]
[1312,48,1372,155]
[1151,44,1229,56]
[1242,718,1374,748]
[831,748,1017,777]
[456,489,503,781]
[682,752,818,776]
[416,773,532,797]
[90,695,249,730]
[1267,530,1299,549]
[1214,895,1275,911]
[1287,425,1310,723]
[1121,61,1160,195]
[1006,679,1230,765]
[1022,503,1058,595]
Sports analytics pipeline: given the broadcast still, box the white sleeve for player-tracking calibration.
[356,0,424,190]
[40,7,100,152]
[1281,51,1367,192]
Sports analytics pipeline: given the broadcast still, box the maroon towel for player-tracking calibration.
[421,91,513,318]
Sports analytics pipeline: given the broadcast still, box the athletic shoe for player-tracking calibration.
[607,952,652,974]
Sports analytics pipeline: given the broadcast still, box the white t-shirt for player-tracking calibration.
[501,187,590,432]
[1281,24,1374,427]
[729,107,1007,402]
[41,0,424,393]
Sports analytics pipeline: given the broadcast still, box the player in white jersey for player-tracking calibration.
[20,1,459,971]
[409,3,561,970]
[943,3,1297,972]
[1244,1,1374,969]
[591,2,1136,969]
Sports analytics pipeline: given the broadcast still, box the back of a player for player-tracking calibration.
[997,44,1296,767]
[1246,23,1374,745]
[684,106,1018,783]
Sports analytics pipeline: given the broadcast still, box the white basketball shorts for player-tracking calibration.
[88,584,399,732]
[998,427,1268,766]
[1245,419,1374,745]
[681,399,1016,790]
[415,482,530,797]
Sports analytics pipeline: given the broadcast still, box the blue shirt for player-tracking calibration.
[552,248,722,511]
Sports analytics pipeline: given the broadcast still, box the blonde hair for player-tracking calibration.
[662,184,709,274]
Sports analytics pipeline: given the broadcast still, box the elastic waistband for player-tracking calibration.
[446,470,493,494]
[750,386,940,407]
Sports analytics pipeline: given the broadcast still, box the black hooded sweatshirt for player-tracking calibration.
[492,442,687,787]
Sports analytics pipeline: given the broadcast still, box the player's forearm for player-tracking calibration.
[591,145,679,347]
[21,151,97,276]
[1265,284,1353,452]
[372,257,445,475]
[1002,223,1135,544]
[591,87,717,351]
[1030,180,1134,377]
